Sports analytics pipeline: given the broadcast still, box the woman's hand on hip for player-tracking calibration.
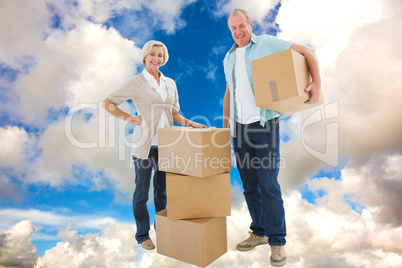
[127,115,142,125]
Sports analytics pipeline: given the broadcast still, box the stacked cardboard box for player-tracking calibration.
[156,127,231,267]
[158,126,231,177]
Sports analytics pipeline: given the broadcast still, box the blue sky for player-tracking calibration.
[1,0,402,267]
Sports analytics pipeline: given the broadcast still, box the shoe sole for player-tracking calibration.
[236,241,268,251]
[270,258,287,267]
[141,245,155,250]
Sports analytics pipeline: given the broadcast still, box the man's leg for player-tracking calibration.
[234,121,268,251]
[250,117,287,266]
[233,121,265,236]
[254,117,286,246]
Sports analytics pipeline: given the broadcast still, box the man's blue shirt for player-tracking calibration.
[223,34,292,137]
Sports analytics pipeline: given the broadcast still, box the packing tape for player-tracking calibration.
[269,81,279,102]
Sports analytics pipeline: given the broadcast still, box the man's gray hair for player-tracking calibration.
[227,8,252,24]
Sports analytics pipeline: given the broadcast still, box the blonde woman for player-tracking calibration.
[102,40,206,250]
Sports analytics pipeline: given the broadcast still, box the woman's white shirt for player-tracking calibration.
[142,68,170,145]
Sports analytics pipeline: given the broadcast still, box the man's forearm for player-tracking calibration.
[223,84,230,128]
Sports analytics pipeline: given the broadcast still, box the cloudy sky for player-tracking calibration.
[1,0,401,267]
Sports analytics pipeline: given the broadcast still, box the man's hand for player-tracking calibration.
[290,43,322,105]
[304,81,321,104]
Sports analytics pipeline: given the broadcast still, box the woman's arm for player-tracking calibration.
[101,98,142,125]
[172,112,207,128]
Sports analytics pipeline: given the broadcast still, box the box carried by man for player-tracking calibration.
[251,48,324,114]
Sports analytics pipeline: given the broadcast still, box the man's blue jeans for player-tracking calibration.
[233,118,286,246]
[132,146,166,244]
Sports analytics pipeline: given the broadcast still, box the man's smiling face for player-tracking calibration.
[228,11,253,48]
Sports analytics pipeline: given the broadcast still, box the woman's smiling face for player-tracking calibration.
[145,45,164,71]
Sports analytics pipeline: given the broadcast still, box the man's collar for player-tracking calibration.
[228,43,237,54]
[228,34,257,54]
[251,33,257,43]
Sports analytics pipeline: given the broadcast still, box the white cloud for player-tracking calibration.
[23,110,137,197]
[35,222,139,268]
[274,0,402,188]
[144,0,197,33]
[57,0,133,25]
[11,20,140,124]
[209,1,402,265]
[1,0,196,125]
[0,126,30,168]
[2,154,402,266]
[0,174,23,202]
[276,0,386,96]
[339,154,402,226]
[47,0,195,33]
[0,209,71,231]
[0,1,138,193]
[335,7,402,162]
[0,98,138,200]
[205,61,218,81]
[214,0,280,23]
[218,185,402,267]
[242,1,402,266]
[0,209,121,235]
[45,21,141,107]
[0,0,197,194]
[0,220,37,268]
[277,0,384,48]
[0,0,49,68]
[28,175,402,267]
[2,0,402,266]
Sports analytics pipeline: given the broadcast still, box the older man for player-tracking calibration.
[222,9,321,267]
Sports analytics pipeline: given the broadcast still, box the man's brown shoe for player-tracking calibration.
[270,246,287,266]
[140,239,155,250]
[236,231,268,251]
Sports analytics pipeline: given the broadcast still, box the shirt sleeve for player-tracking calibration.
[223,53,229,82]
[268,35,292,53]
[172,81,180,113]
[106,78,135,106]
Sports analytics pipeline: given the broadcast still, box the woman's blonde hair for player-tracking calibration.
[140,40,169,66]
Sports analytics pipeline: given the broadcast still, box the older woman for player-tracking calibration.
[102,40,206,250]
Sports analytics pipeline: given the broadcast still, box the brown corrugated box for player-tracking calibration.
[166,172,231,220]
[158,127,231,177]
[156,209,227,267]
[251,48,324,114]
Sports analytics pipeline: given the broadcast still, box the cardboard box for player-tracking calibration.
[158,127,231,177]
[156,209,227,267]
[166,172,231,220]
[251,48,324,114]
